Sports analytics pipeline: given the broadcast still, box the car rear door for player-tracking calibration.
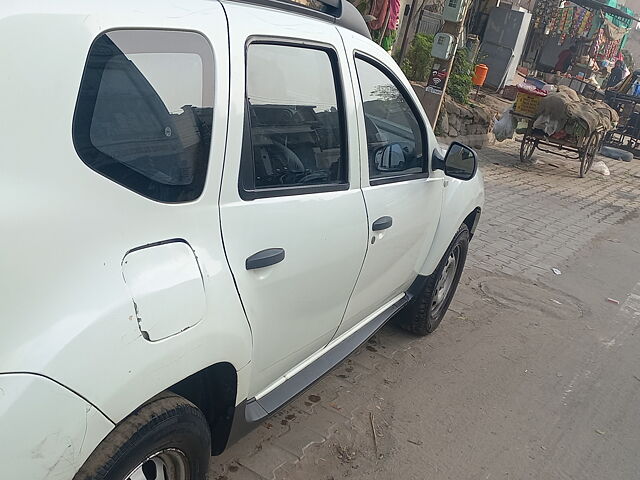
[219,3,368,397]
[333,28,444,337]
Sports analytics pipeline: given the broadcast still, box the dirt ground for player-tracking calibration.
[210,143,640,480]
[269,217,640,480]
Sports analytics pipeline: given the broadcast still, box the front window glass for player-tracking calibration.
[355,57,424,180]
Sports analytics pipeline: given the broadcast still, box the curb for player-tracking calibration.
[437,132,496,149]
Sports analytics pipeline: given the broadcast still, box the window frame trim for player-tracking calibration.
[353,51,430,187]
[72,28,215,204]
[238,37,350,201]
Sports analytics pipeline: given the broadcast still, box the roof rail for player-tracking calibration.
[227,0,371,39]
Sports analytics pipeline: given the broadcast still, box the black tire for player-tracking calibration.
[74,392,210,480]
[398,224,469,336]
[520,136,537,162]
[580,131,600,177]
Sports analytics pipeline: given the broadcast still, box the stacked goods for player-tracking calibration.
[590,28,621,59]
[558,6,572,43]
[577,9,594,36]
[532,0,557,30]
[532,86,619,139]
[569,7,582,37]
[547,5,594,41]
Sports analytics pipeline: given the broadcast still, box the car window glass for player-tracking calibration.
[74,30,214,203]
[354,57,424,180]
[246,44,346,190]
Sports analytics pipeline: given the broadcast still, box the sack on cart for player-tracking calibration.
[533,86,618,139]
[494,108,516,142]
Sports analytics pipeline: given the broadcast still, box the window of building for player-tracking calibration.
[243,43,347,194]
[73,30,214,203]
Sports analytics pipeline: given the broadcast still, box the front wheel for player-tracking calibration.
[73,393,211,480]
[398,224,470,336]
[520,135,537,162]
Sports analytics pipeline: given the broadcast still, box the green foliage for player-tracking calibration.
[447,47,474,105]
[399,35,474,105]
[401,34,434,82]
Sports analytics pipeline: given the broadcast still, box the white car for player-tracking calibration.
[0,1,483,479]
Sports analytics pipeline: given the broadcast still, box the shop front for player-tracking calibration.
[524,0,637,92]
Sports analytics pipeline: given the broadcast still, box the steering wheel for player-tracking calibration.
[269,142,305,173]
[298,171,330,184]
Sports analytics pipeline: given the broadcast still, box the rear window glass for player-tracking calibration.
[73,30,214,203]
[243,43,347,192]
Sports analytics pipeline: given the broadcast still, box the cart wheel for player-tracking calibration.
[520,136,537,162]
[580,131,600,177]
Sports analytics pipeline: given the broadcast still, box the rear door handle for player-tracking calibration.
[372,216,393,231]
[246,248,285,270]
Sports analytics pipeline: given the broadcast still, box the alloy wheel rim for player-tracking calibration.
[431,246,459,317]
[125,449,189,480]
[522,138,535,159]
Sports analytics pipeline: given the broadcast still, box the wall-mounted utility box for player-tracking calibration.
[443,0,469,23]
[432,33,455,60]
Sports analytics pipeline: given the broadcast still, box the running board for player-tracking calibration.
[227,294,409,444]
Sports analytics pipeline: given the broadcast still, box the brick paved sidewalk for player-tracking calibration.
[467,140,640,279]
[209,139,640,480]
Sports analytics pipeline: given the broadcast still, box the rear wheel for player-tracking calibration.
[580,131,600,177]
[73,393,211,480]
[520,135,537,162]
[398,224,469,336]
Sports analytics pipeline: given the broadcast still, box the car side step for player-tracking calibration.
[227,294,409,445]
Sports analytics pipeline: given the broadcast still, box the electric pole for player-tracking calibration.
[422,0,470,125]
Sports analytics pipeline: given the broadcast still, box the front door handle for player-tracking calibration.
[246,248,285,270]
[372,216,393,231]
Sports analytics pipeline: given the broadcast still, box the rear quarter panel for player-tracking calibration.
[0,374,114,480]
[0,0,252,429]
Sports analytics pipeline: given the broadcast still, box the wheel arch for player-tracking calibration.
[167,362,238,455]
[418,175,483,277]
[463,207,481,239]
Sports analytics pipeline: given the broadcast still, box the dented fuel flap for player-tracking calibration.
[122,240,206,341]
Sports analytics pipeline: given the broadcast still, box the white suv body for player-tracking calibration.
[0,1,483,478]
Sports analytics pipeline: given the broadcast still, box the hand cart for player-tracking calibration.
[512,110,604,177]
[603,87,640,157]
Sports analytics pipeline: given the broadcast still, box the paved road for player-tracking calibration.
[210,141,640,479]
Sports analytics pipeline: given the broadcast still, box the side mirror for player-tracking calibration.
[374,143,406,172]
[443,141,477,180]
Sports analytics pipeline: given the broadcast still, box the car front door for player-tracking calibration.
[334,30,444,337]
[219,5,368,397]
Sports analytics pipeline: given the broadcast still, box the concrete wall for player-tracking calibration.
[539,35,570,69]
